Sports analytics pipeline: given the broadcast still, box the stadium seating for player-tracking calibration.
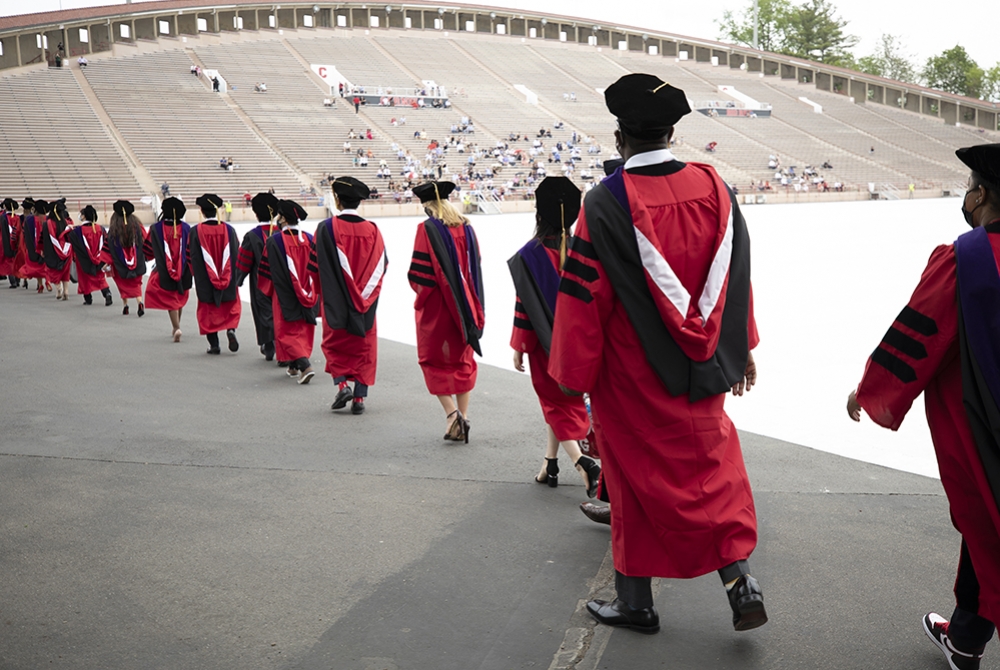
[1,27,997,205]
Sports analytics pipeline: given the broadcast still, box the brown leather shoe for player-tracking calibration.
[580,501,611,526]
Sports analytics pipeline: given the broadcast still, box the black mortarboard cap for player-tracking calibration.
[332,176,371,201]
[21,198,34,211]
[33,199,49,214]
[277,199,308,225]
[196,193,224,211]
[605,73,690,141]
[80,205,98,222]
[113,199,135,217]
[251,192,279,222]
[413,181,456,204]
[161,197,186,221]
[956,144,1000,191]
[603,158,625,176]
[535,177,581,231]
[2,198,18,211]
[48,198,67,220]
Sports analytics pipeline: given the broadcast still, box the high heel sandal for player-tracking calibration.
[535,457,559,487]
[575,455,602,498]
[461,416,470,444]
[443,410,463,441]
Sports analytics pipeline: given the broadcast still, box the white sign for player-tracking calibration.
[311,64,351,95]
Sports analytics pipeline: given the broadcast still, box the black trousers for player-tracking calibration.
[333,376,369,398]
[950,540,996,651]
[615,559,751,610]
[289,357,311,372]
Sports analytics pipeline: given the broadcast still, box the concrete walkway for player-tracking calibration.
[0,287,992,669]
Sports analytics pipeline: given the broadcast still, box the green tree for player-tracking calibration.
[716,0,793,53]
[983,63,1000,102]
[922,45,984,98]
[783,0,858,66]
[857,34,916,83]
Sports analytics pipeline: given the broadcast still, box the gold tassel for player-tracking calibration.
[559,203,567,270]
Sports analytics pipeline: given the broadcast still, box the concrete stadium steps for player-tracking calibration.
[194,39,374,182]
[80,49,302,201]
[0,68,142,201]
[291,33,417,91]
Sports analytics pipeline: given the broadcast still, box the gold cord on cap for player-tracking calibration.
[651,82,670,93]
[559,202,567,270]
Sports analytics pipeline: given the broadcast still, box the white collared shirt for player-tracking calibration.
[338,209,360,217]
[623,148,678,170]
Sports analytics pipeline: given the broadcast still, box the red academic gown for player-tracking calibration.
[143,221,191,311]
[258,228,319,362]
[855,230,1000,627]
[69,222,109,295]
[510,238,589,442]
[550,159,759,579]
[317,214,388,386]
[189,220,242,335]
[19,215,47,280]
[43,216,74,284]
[102,228,147,299]
[0,212,19,276]
[407,219,485,395]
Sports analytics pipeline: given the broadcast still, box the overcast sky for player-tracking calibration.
[3,0,997,72]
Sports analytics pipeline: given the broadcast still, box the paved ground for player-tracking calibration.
[0,286,994,669]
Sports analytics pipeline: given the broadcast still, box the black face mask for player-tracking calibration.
[962,189,982,228]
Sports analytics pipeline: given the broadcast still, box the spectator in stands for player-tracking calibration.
[161,182,170,197]
[78,57,88,68]
[343,140,352,154]
[366,129,373,140]
[243,192,252,207]
[822,160,833,169]
[227,157,234,172]
[323,98,333,107]
[220,157,228,170]
[191,65,198,75]
[339,82,344,97]
[353,96,360,114]
[705,141,717,153]
[570,92,576,102]
[869,146,875,155]
[399,116,407,126]
[212,77,220,92]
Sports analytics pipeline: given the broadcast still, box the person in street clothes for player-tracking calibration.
[406,181,484,442]
[848,143,1000,670]
[103,200,147,316]
[236,192,280,361]
[68,205,113,305]
[257,199,319,384]
[549,74,764,635]
[508,176,600,495]
[20,198,50,293]
[0,198,22,288]
[189,193,242,355]
[144,197,192,341]
[42,199,74,301]
[317,177,388,414]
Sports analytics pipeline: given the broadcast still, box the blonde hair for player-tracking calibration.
[424,198,468,227]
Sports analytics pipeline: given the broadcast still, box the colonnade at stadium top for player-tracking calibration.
[1,0,997,131]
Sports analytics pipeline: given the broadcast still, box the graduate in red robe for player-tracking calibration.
[849,144,1000,670]
[67,205,112,306]
[257,199,319,384]
[144,197,192,341]
[236,192,280,361]
[0,198,22,288]
[41,199,74,301]
[12,198,32,288]
[189,193,241,355]
[317,177,388,415]
[508,177,600,494]
[407,181,484,442]
[102,200,147,316]
[549,75,764,635]
[20,199,50,293]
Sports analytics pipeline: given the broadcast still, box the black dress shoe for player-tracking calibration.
[137,304,144,317]
[586,599,659,634]
[105,293,113,306]
[122,305,129,315]
[226,329,239,352]
[207,346,221,355]
[727,575,768,631]
[351,398,365,415]
[331,386,354,410]
[580,502,611,526]
[261,342,275,362]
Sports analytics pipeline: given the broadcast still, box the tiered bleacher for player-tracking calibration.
[0,68,141,203]
[1,27,997,207]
